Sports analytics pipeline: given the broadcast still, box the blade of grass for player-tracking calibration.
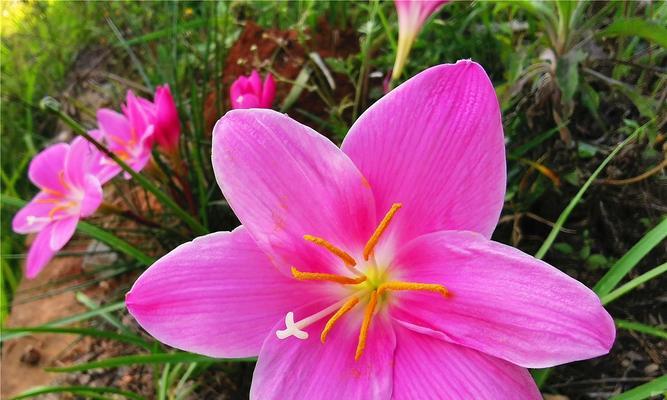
[594,219,667,296]
[609,375,667,400]
[601,263,667,305]
[1,326,152,350]
[1,195,155,266]
[615,319,667,340]
[46,353,257,373]
[76,292,132,335]
[535,123,645,260]
[11,385,145,400]
[40,97,207,235]
[0,301,125,341]
[106,17,153,91]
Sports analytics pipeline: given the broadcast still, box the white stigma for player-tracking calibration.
[276,312,308,340]
[275,296,358,341]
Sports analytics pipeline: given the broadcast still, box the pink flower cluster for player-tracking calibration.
[13,85,181,278]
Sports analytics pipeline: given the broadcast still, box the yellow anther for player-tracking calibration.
[320,296,359,343]
[42,187,66,198]
[48,203,74,219]
[377,281,449,298]
[355,290,378,361]
[290,266,366,285]
[363,203,402,260]
[57,171,71,191]
[303,235,357,267]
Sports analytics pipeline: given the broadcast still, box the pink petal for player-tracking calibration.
[125,91,155,141]
[49,216,78,251]
[28,143,69,191]
[212,109,376,275]
[97,109,132,144]
[248,70,263,95]
[390,230,616,368]
[260,74,276,108]
[342,60,506,245]
[154,84,180,152]
[126,228,324,358]
[79,174,103,217]
[12,193,55,234]
[231,88,261,109]
[392,322,540,400]
[66,136,99,188]
[251,315,395,399]
[84,130,121,184]
[25,224,57,279]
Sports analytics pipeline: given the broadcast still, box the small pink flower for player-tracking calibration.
[153,84,181,155]
[229,70,276,109]
[393,0,449,80]
[97,91,155,178]
[12,141,104,278]
[127,61,614,399]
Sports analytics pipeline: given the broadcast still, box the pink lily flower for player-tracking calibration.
[153,84,181,155]
[392,0,449,80]
[229,70,276,109]
[97,91,155,178]
[127,61,615,399]
[12,141,104,278]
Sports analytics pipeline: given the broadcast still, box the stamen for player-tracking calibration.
[320,296,359,343]
[291,266,366,285]
[48,203,74,219]
[303,235,357,267]
[355,290,378,361]
[57,171,71,190]
[42,187,66,198]
[377,281,449,298]
[363,203,402,260]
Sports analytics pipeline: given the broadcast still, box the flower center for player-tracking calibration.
[276,203,449,361]
[30,171,83,223]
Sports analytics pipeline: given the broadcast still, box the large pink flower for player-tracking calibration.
[126,61,615,399]
[229,70,276,109]
[393,0,449,80]
[97,91,155,178]
[12,140,104,278]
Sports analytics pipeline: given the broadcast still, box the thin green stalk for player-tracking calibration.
[40,97,207,235]
[615,319,667,340]
[535,123,647,259]
[601,263,667,305]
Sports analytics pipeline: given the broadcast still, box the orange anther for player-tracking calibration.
[304,235,357,267]
[290,267,366,285]
[320,296,359,343]
[363,203,402,260]
[355,290,378,361]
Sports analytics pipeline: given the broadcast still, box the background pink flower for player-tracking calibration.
[127,61,615,399]
[12,141,104,278]
[392,0,449,80]
[229,70,276,109]
[96,91,155,178]
[153,84,181,155]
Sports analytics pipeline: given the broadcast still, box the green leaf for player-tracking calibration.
[556,49,586,102]
[600,17,667,48]
[594,218,667,296]
[615,319,667,340]
[1,195,155,266]
[601,263,667,305]
[1,301,125,341]
[609,374,667,400]
[1,326,152,350]
[46,352,256,373]
[11,385,145,400]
